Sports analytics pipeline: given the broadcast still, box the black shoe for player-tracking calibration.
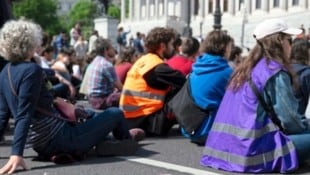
[95,139,139,156]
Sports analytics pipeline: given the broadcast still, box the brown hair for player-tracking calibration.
[115,46,136,65]
[182,37,200,56]
[290,38,310,65]
[144,27,177,54]
[95,37,112,56]
[200,30,233,57]
[229,33,296,90]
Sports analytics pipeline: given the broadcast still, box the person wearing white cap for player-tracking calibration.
[201,18,310,173]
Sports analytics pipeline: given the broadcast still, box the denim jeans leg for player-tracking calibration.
[288,133,310,163]
[44,107,130,155]
[52,83,69,98]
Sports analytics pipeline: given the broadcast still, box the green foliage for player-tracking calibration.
[69,0,97,28]
[107,4,120,20]
[13,0,61,35]
[67,0,97,38]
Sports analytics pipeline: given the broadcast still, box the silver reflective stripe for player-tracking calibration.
[203,139,295,166]
[211,122,278,139]
[120,105,140,112]
[122,89,165,101]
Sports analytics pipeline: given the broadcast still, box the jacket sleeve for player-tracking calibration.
[143,63,186,90]
[264,71,309,134]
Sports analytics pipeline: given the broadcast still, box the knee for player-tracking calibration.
[104,107,124,120]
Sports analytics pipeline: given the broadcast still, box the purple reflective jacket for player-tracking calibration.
[201,58,298,173]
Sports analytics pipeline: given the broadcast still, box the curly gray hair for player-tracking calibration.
[0,19,42,62]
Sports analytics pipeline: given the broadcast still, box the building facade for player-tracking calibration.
[120,0,310,48]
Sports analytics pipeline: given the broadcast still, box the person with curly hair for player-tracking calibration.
[0,19,143,174]
[119,27,186,136]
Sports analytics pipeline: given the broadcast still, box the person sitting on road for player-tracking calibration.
[49,47,77,98]
[119,27,186,136]
[201,18,308,173]
[0,19,144,174]
[115,46,139,84]
[177,30,234,145]
[228,45,242,69]
[290,38,310,115]
[166,37,200,76]
[86,37,122,109]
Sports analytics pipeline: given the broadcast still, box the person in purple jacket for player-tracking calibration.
[201,18,310,173]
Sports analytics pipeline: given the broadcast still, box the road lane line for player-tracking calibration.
[118,156,223,175]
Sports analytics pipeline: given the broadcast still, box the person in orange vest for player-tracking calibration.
[119,27,186,136]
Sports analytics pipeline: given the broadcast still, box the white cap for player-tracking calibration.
[253,18,302,39]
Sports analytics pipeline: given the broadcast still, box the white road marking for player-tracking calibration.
[118,156,223,175]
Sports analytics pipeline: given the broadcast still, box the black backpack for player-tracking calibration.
[117,35,123,45]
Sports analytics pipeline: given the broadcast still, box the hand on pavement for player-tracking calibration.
[0,155,28,174]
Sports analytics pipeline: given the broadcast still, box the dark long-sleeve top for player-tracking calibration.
[0,61,64,156]
[143,63,186,90]
[291,63,310,114]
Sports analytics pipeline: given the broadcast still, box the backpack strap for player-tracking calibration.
[7,63,17,96]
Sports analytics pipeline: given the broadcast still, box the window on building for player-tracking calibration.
[208,0,213,13]
[292,0,299,6]
[256,0,262,9]
[273,0,280,7]
[194,0,199,15]
[223,0,228,12]
[239,0,244,10]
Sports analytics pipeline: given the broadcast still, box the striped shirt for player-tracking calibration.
[26,110,65,149]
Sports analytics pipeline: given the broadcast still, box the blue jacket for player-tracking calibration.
[0,62,63,156]
[182,53,232,140]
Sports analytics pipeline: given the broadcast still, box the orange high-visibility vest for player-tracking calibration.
[119,53,169,118]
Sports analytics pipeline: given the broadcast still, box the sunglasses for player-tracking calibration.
[287,38,292,45]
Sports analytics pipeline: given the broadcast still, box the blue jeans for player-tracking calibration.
[288,132,310,164]
[52,83,69,98]
[36,107,131,157]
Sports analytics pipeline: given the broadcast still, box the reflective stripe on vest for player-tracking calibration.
[211,122,278,139]
[203,140,295,167]
[122,89,165,101]
[119,104,140,111]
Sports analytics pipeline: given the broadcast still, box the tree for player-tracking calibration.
[107,4,121,20]
[68,0,97,38]
[13,0,61,35]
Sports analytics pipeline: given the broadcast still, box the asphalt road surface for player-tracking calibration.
[1,101,310,175]
[2,126,310,175]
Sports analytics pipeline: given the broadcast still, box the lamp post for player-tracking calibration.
[240,3,248,48]
[213,0,222,30]
[199,19,203,38]
[183,0,192,37]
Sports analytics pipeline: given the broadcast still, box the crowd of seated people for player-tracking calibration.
[1,16,310,174]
